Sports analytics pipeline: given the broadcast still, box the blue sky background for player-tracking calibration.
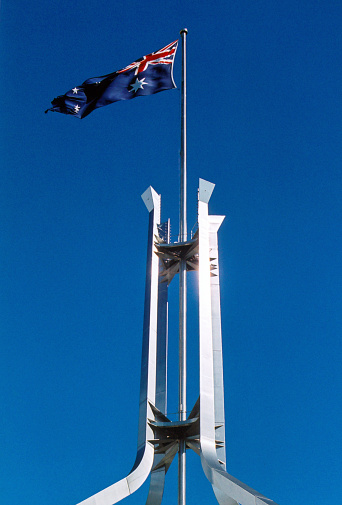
[1,1,341,504]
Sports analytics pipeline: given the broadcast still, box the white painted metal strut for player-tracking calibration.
[75,187,162,505]
[197,179,280,505]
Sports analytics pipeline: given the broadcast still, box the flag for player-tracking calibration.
[45,40,178,119]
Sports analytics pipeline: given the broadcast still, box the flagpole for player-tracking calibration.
[179,27,188,505]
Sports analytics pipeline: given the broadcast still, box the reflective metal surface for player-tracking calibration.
[75,180,280,505]
[198,179,280,505]
[76,187,162,505]
[179,29,188,505]
[145,217,170,505]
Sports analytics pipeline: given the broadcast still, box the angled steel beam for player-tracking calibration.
[198,178,280,505]
[76,187,161,505]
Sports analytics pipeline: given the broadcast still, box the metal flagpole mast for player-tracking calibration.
[178,27,188,505]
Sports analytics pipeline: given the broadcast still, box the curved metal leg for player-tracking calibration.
[76,187,162,505]
[145,219,170,505]
[213,486,239,505]
[198,179,280,505]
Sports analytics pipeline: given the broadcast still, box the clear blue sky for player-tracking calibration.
[1,1,341,504]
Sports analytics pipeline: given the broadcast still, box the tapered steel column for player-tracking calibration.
[178,27,188,505]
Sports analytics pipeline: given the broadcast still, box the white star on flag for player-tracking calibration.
[74,105,81,113]
[72,87,79,94]
[129,77,149,93]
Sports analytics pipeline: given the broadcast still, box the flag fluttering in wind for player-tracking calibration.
[45,40,178,119]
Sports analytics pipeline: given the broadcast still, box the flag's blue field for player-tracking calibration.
[45,40,178,118]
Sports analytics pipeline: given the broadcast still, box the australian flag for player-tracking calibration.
[45,40,178,119]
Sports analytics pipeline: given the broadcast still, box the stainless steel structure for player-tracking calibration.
[75,179,280,505]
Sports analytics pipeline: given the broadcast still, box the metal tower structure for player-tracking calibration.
[76,178,279,505]
[75,29,280,505]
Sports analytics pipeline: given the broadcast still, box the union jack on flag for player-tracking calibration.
[45,40,178,119]
[118,41,178,75]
